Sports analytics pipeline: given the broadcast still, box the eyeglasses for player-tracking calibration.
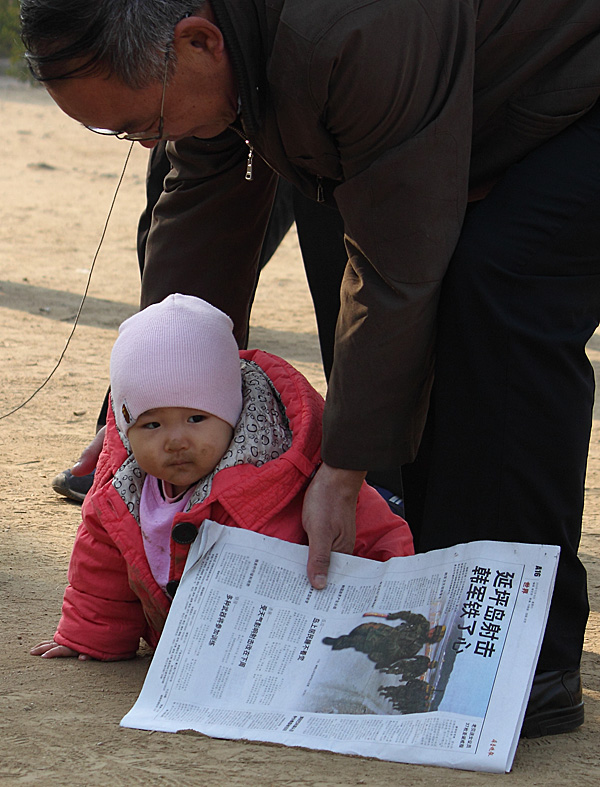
[85,54,169,142]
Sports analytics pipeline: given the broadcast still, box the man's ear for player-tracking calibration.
[172,15,226,61]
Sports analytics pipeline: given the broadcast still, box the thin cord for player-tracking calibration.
[0,141,135,421]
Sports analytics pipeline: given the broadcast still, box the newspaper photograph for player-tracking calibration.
[121,521,559,772]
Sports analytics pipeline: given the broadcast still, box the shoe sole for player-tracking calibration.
[521,701,584,738]
[51,482,87,503]
[51,474,88,503]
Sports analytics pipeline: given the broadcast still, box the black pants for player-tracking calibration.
[404,102,600,672]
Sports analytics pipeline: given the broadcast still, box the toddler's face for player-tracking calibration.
[127,406,234,496]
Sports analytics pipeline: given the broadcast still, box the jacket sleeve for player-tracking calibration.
[140,129,278,346]
[54,499,148,661]
[318,0,476,468]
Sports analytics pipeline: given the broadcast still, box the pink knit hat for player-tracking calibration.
[110,294,242,434]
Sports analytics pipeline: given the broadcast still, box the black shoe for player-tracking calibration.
[51,468,95,503]
[521,669,584,738]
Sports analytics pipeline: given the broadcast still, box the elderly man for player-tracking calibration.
[21,0,600,736]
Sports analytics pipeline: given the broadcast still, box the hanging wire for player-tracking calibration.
[0,142,135,421]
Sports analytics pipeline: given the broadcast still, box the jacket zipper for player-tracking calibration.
[245,143,254,181]
[229,123,255,181]
[317,176,324,203]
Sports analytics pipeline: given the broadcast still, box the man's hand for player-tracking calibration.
[302,462,367,589]
[70,426,106,476]
[30,640,91,660]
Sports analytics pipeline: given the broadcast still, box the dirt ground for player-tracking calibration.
[0,76,599,786]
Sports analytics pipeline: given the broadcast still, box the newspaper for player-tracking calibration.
[121,521,559,773]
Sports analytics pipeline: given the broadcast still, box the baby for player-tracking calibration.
[32,294,413,661]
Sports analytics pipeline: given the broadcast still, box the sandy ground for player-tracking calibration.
[0,76,599,786]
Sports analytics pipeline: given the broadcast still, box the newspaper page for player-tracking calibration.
[121,522,559,773]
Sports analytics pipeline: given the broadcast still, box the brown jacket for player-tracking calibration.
[143,0,600,469]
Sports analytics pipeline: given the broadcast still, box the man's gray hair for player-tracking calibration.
[20,1,205,87]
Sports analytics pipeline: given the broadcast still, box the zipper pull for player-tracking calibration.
[245,141,254,181]
[316,176,324,203]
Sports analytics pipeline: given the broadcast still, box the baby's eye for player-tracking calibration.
[142,421,161,430]
[189,414,206,424]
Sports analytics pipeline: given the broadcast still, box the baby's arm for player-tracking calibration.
[38,460,149,661]
[30,639,92,660]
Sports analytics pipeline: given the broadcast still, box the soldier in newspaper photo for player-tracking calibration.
[322,611,445,671]
[322,611,444,713]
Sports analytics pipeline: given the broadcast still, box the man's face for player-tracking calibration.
[45,15,238,146]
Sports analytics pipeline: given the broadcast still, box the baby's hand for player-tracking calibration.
[30,640,91,660]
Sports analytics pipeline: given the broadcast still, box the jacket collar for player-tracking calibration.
[210,0,269,136]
